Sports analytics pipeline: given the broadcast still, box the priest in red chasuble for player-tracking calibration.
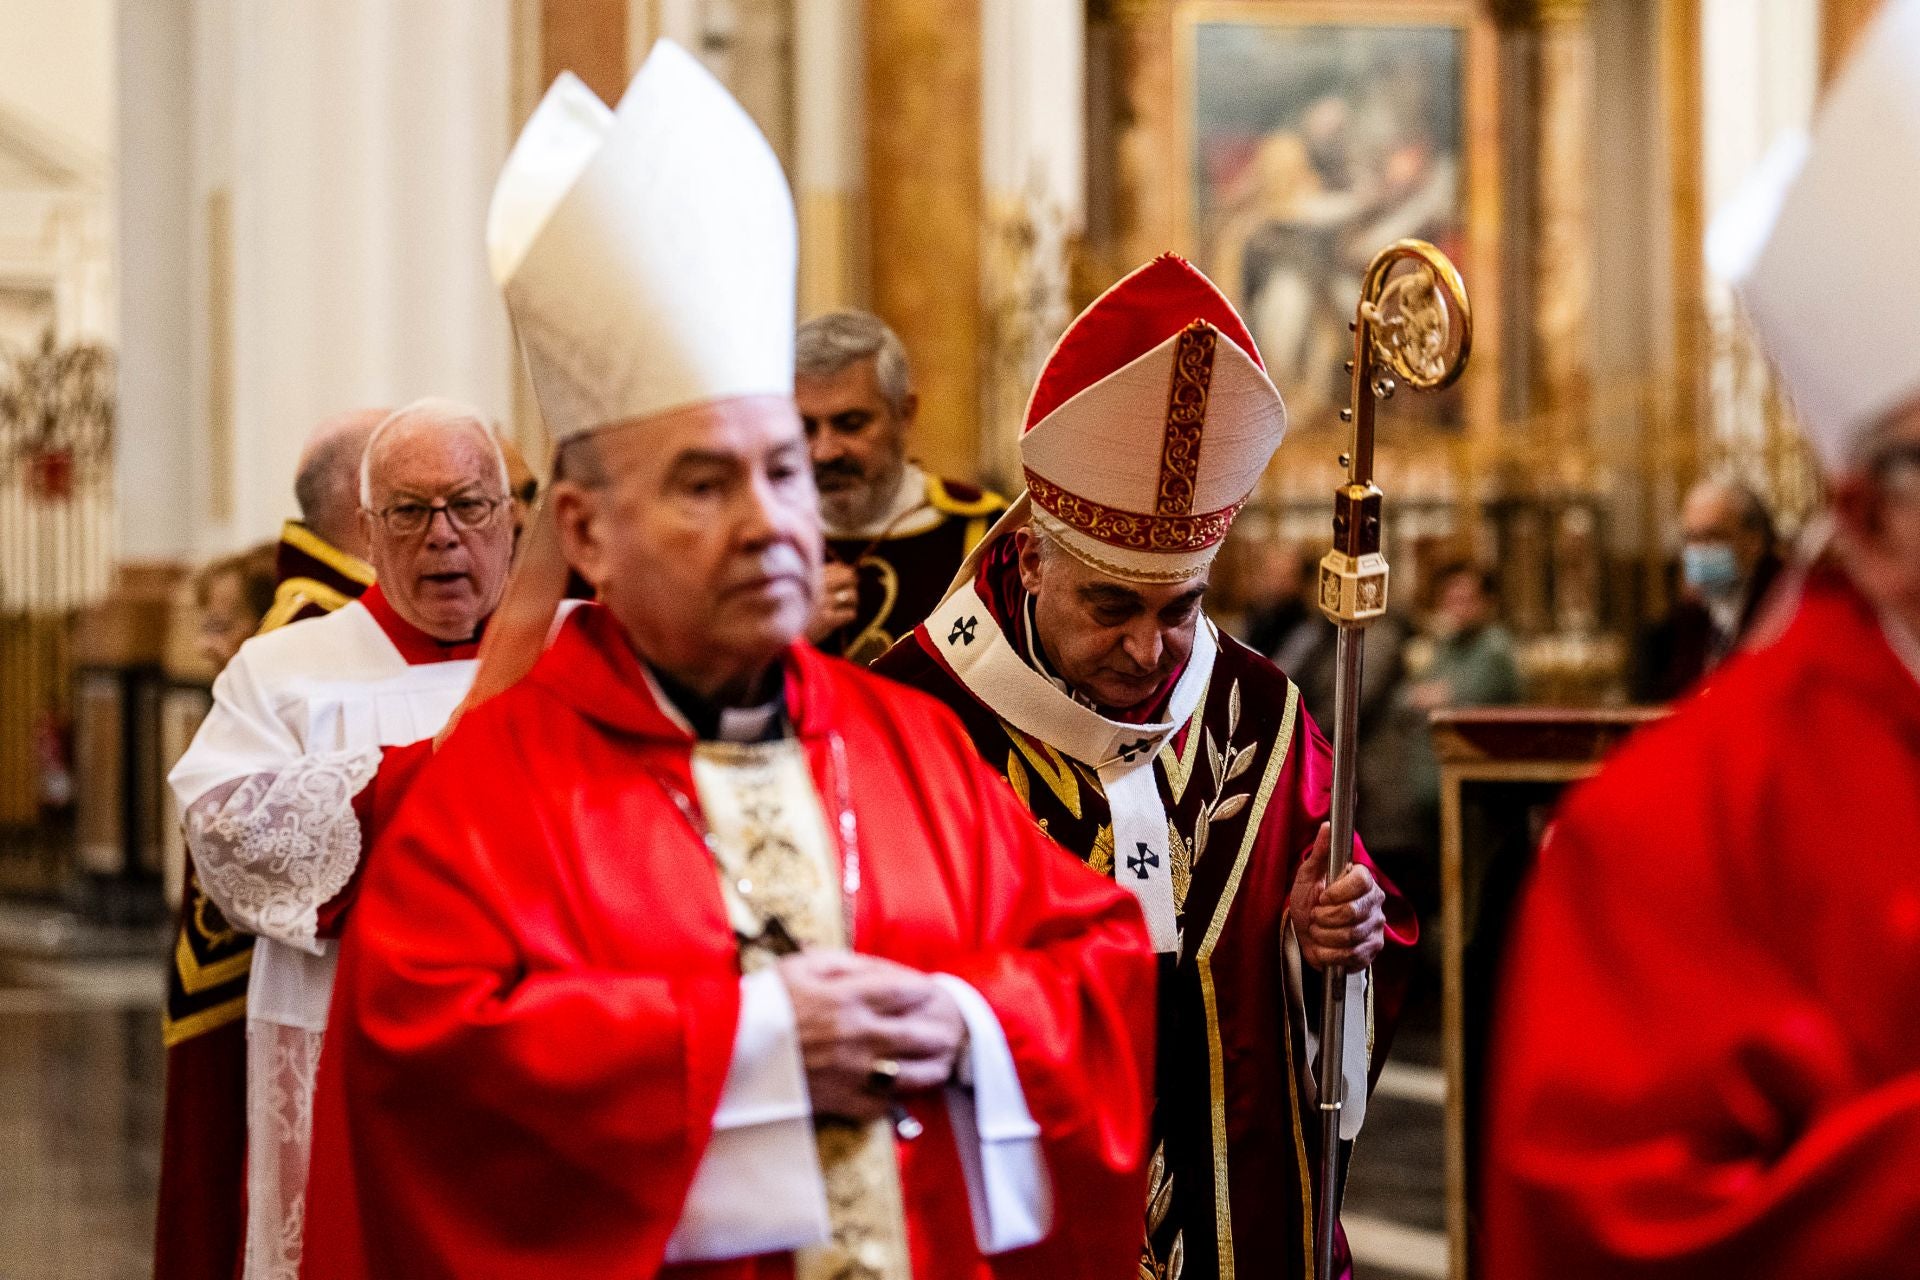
[300,42,1154,1280]
[1486,6,1920,1275]
[873,254,1418,1280]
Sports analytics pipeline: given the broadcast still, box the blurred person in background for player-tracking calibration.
[1630,474,1782,702]
[795,309,1005,664]
[192,543,279,671]
[1488,8,1920,1273]
[1374,561,1521,923]
[258,408,387,629]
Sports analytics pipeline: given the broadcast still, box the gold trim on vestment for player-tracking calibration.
[1192,680,1300,1280]
[1158,693,1209,807]
[162,993,248,1047]
[1007,732,1085,820]
[173,924,252,996]
[261,579,353,632]
[279,521,375,586]
[927,476,1007,519]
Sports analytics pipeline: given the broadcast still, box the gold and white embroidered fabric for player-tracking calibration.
[184,750,384,953]
[691,740,912,1280]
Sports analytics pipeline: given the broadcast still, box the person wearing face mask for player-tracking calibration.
[1486,7,1920,1274]
[1630,475,1783,703]
[875,254,1417,1280]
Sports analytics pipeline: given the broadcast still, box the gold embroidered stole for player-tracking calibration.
[690,740,913,1280]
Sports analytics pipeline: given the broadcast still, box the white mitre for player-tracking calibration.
[1713,0,1920,471]
[1013,254,1288,583]
[487,41,797,441]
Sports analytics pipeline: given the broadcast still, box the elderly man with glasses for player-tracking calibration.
[167,396,513,1280]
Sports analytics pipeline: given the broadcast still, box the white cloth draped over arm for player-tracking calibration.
[933,973,1052,1253]
[665,968,830,1262]
[666,970,1051,1262]
[170,645,383,955]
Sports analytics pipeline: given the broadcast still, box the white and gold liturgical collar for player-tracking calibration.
[923,582,1217,953]
[690,737,912,1280]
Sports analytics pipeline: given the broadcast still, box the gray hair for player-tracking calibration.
[795,310,914,417]
[358,397,510,507]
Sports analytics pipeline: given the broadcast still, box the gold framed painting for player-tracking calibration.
[1174,0,1500,444]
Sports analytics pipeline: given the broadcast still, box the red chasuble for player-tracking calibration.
[1485,567,1920,1278]
[873,546,1418,1280]
[301,604,1155,1280]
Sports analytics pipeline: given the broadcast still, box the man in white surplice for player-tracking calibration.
[168,398,514,1280]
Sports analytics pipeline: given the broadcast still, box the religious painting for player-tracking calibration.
[1178,2,1483,436]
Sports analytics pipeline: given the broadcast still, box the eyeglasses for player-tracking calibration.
[370,496,504,536]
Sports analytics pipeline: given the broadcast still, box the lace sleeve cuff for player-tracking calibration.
[184,746,384,955]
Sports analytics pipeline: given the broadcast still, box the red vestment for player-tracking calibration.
[1485,567,1920,1277]
[872,540,1419,1280]
[301,604,1156,1280]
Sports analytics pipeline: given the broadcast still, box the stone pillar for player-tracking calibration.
[978,0,1083,489]
[1822,0,1885,85]
[865,0,983,484]
[116,0,193,565]
[542,0,630,107]
[794,0,864,316]
[1528,0,1596,456]
[178,0,515,550]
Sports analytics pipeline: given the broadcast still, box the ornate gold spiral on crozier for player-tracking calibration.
[1358,241,1473,396]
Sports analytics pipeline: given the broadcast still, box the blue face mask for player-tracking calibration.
[1682,541,1741,595]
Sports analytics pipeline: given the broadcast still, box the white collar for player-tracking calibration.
[923,580,1217,772]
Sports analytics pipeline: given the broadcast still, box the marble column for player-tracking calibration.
[865,0,982,484]
[542,0,629,107]
[179,0,514,552]
[1527,0,1596,458]
[1822,0,1885,85]
[794,0,863,317]
[978,0,1083,489]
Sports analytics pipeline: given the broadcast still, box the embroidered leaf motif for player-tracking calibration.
[1205,731,1225,788]
[1228,679,1241,738]
[1168,820,1192,909]
[1213,792,1250,824]
[1089,824,1116,878]
[1167,1231,1185,1280]
[1009,732,1083,819]
[1146,1142,1172,1233]
[1193,808,1211,865]
[1005,752,1031,810]
[1225,743,1256,783]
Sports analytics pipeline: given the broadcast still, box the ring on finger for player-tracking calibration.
[865,1057,902,1095]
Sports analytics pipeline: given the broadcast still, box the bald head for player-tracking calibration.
[295,408,387,559]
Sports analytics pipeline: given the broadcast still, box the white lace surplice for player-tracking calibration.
[169,601,476,1280]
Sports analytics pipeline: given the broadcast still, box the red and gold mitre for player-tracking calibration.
[1019,254,1287,582]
